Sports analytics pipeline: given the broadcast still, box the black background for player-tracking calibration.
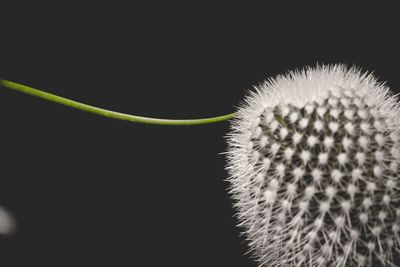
[0,2,399,266]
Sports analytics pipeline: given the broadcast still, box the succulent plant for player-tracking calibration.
[226,65,400,266]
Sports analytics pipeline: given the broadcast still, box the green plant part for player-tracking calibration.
[0,80,236,126]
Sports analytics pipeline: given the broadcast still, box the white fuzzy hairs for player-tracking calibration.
[0,206,16,236]
[226,65,400,267]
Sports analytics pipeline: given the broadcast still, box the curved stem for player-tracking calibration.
[0,80,236,126]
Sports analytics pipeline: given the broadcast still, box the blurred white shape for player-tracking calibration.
[0,206,16,236]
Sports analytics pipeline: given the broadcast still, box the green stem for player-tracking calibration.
[0,80,236,126]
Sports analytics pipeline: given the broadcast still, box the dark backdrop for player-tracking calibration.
[0,2,399,266]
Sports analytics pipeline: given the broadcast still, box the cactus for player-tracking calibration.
[226,65,400,266]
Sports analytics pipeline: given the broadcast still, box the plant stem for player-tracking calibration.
[0,80,236,126]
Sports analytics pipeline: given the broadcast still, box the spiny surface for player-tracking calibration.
[226,65,400,267]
